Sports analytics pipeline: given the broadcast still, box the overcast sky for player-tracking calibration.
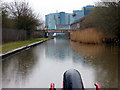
[3,0,99,20]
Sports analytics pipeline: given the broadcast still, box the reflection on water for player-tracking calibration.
[2,48,38,88]
[71,42,118,88]
[2,38,118,88]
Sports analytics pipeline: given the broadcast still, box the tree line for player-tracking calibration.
[1,1,44,30]
[81,1,120,39]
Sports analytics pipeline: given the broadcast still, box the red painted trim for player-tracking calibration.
[82,81,84,90]
[94,83,100,90]
[50,83,55,90]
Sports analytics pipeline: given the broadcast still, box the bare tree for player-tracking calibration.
[0,0,3,16]
[3,1,43,30]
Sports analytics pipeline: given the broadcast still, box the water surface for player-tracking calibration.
[2,38,118,88]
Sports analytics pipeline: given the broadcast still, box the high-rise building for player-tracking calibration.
[70,5,95,30]
[45,5,94,30]
[45,12,74,30]
[82,5,95,16]
[72,10,84,22]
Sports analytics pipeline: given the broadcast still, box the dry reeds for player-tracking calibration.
[71,28,104,44]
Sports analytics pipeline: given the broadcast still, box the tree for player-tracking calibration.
[1,2,15,28]
[3,1,43,30]
[81,1,120,38]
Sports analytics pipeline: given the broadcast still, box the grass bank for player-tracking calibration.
[0,38,49,54]
[71,28,115,44]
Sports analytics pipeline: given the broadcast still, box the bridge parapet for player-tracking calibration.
[45,29,75,33]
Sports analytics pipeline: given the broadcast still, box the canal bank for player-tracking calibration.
[1,38,50,59]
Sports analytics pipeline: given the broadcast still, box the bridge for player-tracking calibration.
[44,29,75,38]
[45,29,75,33]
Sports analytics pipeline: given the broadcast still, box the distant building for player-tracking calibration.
[70,5,95,30]
[83,5,95,16]
[72,10,84,22]
[70,17,85,30]
[45,12,74,30]
[56,24,70,30]
[45,5,95,30]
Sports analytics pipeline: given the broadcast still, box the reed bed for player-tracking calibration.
[71,28,104,44]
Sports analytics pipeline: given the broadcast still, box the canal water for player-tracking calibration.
[2,38,118,88]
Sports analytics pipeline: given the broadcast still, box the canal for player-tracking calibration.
[2,38,118,88]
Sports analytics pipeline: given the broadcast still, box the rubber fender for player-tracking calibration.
[63,69,84,90]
